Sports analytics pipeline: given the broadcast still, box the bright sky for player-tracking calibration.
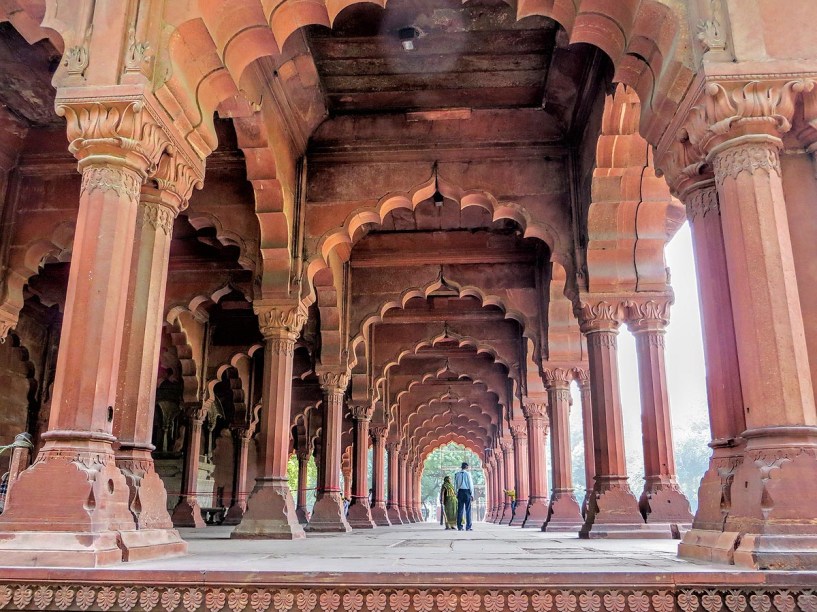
[568,221,710,501]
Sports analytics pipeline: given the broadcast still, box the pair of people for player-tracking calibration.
[439,462,474,531]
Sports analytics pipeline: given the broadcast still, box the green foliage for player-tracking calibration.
[420,443,485,507]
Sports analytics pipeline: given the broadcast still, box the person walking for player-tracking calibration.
[454,462,474,531]
[439,476,458,529]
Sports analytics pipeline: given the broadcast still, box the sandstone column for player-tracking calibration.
[577,300,658,538]
[232,302,306,539]
[576,369,595,516]
[171,402,208,528]
[386,440,403,524]
[676,179,746,563]
[370,426,391,526]
[113,160,197,559]
[347,405,376,528]
[627,299,693,533]
[294,448,312,524]
[407,458,417,522]
[543,368,583,532]
[521,401,550,527]
[223,425,255,526]
[398,449,408,522]
[499,439,515,525]
[306,372,351,532]
[3,433,32,504]
[0,100,179,565]
[509,423,529,526]
[484,453,496,522]
[494,450,505,524]
[707,101,817,567]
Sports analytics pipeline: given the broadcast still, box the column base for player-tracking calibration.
[678,528,742,565]
[387,505,403,524]
[222,502,246,526]
[0,436,138,566]
[733,534,817,570]
[116,447,175,530]
[640,481,694,524]
[498,503,513,525]
[509,500,528,526]
[580,480,668,538]
[404,508,416,523]
[371,503,391,526]
[295,507,311,525]
[347,498,376,529]
[543,490,584,532]
[231,478,305,540]
[171,497,206,528]
[118,528,187,562]
[305,492,351,533]
[522,498,549,528]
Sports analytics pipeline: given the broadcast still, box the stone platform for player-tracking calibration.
[0,523,815,612]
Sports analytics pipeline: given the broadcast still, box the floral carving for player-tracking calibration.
[184,589,203,612]
[685,184,719,221]
[227,589,248,612]
[296,591,316,612]
[97,587,116,611]
[139,200,176,235]
[772,592,795,612]
[54,587,74,611]
[320,371,350,394]
[713,143,781,188]
[604,592,625,612]
[153,151,203,205]
[256,302,307,338]
[749,593,771,612]
[76,587,95,611]
[350,405,374,422]
[460,591,482,612]
[509,591,530,612]
[679,591,700,612]
[532,591,553,612]
[628,592,651,612]
[652,592,674,612]
[725,591,747,612]
[555,591,577,612]
[696,0,727,53]
[390,591,410,612]
[431,591,455,612]
[413,591,433,612]
[32,586,52,610]
[702,592,723,612]
[576,300,622,333]
[366,592,386,612]
[81,166,142,202]
[798,593,817,612]
[119,588,138,612]
[579,591,601,612]
[485,591,505,612]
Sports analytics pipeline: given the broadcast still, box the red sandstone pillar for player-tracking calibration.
[347,405,376,528]
[522,401,550,527]
[113,175,194,559]
[294,448,312,524]
[0,102,178,565]
[232,302,305,539]
[577,301,659,538]
[499,439,515,525]
[306,372,351,532]
[386,440,403,524]
[543,368,583,532]
[406,459,417,522]
[482,460,492,522]
[370,426,390,526]
[626,299,693,532]
[576,369,595,517]
[494,450,505,524]
[708,131,817,567]
[490,454,501,523]
[677,179,746,563]
[171,403,208,528]
[398,450,408,522]
[509,423,529,526]
[223,426,254,526]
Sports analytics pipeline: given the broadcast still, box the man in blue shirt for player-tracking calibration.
[454,462,474,531]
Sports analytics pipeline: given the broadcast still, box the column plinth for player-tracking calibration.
[347,406,376,529]
[543,372,583,533]
[306,372,351,533]
[577,304,665,538]
[509,424,529,526]
[233,305,306,540]
[522,402,550,528]
[370,426,391,526]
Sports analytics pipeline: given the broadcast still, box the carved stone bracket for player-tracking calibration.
[510,423,528,441]
[522,402,548,422]
[319,371,350,395]
[575,299,624,334]
[370,426,388,442]
[543,367,574,389]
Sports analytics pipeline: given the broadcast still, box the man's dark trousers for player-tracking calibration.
[456,489,472,530]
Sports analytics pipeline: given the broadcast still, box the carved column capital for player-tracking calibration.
[350,404,374,422]
[575,299,624,334]
[659,78,817,195]
[319,370,350,395]
[522,402,549,425]
[150,151,203,209]
[510,423,528,441]
[573,367,590,388]
[500,439,514,455]
[683,178,720,221]
[386,439,402,454]
[543,367,574,390]
[625,297,672,334]
[296,447,312,462]
[255,300,307,346]
[184,401,208,425]
[370,425,388,442]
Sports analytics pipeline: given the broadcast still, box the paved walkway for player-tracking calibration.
[113,521,731,576]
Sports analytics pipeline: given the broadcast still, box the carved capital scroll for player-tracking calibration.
[543,367,574,389]
[319,371,350,395]
[576,299,623,334]
[351,404,374,422]
[522,402,548,422]
[625,297,672,333]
